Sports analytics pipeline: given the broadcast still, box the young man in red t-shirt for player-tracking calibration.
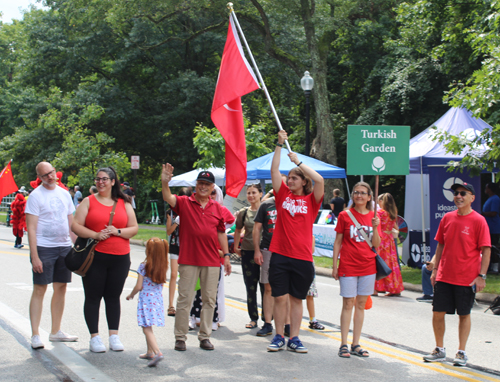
[266,130,324,353]
[424,182,490,367]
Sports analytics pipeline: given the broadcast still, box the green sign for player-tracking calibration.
[347,125,410,175]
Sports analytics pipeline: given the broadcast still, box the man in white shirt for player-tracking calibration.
[26,162,78,349]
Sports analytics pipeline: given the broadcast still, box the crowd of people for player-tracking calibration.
[18,129,494,369]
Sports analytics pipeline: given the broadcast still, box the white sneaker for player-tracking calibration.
[49,330,78,342]
[31,335,44,349]
[89,336,106,353]
[109,335,124,351]
[212,322,218,331]
[189,315,196,330]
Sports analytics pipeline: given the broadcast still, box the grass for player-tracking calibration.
[134,228,167,242]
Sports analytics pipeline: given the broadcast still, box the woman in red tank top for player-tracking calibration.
[72,166,138,353]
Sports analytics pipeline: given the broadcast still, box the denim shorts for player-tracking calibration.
[339,274,376,298]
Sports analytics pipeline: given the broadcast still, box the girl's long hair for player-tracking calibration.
[379,192,398,220]
[96,166,131,203]
[144,237,169,284]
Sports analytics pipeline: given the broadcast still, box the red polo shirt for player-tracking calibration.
[172,194,226,267]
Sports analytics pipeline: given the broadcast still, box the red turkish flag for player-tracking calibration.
[211,14,260,197]
[0,162,18,200]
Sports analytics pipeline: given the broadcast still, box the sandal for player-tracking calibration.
[245,321,258,329]
[139,353,154,360]
[351,344,369,357]
[338,344,350,358]
[167,306,176,316]
[309,321,325,330]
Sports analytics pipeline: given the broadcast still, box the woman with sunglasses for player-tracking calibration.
[332,182,380,358]
[72,167,138,353]
[234,183,264,329]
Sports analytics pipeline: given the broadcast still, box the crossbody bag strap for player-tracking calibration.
[108,201,118,226]
[346,209,373,248]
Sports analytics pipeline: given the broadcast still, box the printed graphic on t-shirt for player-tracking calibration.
[349,224,373,243]
[266,209,277,233]
[462,226,470,235]
[282,197,308,217]
[41,196,69,240]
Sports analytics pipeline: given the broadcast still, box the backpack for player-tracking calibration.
[484,295,500,315]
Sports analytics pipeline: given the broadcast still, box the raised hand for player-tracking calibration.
[162,163,174,183]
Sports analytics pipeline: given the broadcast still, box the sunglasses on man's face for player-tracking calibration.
[211,190,216,195]
[453,190,471,197]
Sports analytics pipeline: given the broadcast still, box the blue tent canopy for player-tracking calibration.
[246,150,346,179]
[409,107,492,174]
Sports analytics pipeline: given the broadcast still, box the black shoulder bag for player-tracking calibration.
[65,201,117,277]
[346,209,392,281]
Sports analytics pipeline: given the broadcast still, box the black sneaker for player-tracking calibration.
[284,324,290,337]
[416,295,433,302]
[256,323,273,337]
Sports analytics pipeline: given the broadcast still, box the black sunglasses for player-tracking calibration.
[453,190,471,197]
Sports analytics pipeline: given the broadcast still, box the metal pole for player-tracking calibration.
[305,90,311,155]
[420,157,427,262]
[227,3,292,153]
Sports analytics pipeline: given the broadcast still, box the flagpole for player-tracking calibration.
[227,2,293,153]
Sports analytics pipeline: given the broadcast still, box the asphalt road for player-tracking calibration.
[0,225,499,382]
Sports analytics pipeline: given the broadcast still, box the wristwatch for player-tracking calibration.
[117,229,121,237]
[479,274,487,280]
[224,253,231,257]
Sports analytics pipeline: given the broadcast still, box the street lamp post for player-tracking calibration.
[300,71,314,155]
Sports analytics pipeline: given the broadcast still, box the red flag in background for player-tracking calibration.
[211,13,260,197]
[0,162,18,200]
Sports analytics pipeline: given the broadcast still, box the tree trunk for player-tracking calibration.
[300,0,343,197]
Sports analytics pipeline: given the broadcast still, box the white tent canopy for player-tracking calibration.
[169,167,226,187]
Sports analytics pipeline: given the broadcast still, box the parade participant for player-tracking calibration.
[333,182,381,358]
[266,129,324,353]
[253,183,280,337]
[72,166,138,353]
[374,193,404,296]
[189,184,235,330]
[26,162,78,349]
[166,187,192,317]
[11,191,27,248]
[234,183,264,329]
[423,182,490,367]
[127,238,169,367]
[161,165,231,352]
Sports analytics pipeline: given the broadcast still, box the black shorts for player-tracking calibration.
[269,253,314,299]
[432,281,475,315]
[32,246,72,285]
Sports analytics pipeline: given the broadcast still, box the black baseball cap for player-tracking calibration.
[196,171,215,184]
[121,182,130,187]
[451,182,475,195]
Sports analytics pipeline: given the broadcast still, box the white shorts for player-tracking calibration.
[169,253,179,261]
[339,274,376,298]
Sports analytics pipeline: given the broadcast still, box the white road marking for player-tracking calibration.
[0,301,115,382]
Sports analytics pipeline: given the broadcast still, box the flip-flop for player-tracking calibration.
[139,353,154,360]
[148,353,164,367]
[245,321,257,329]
